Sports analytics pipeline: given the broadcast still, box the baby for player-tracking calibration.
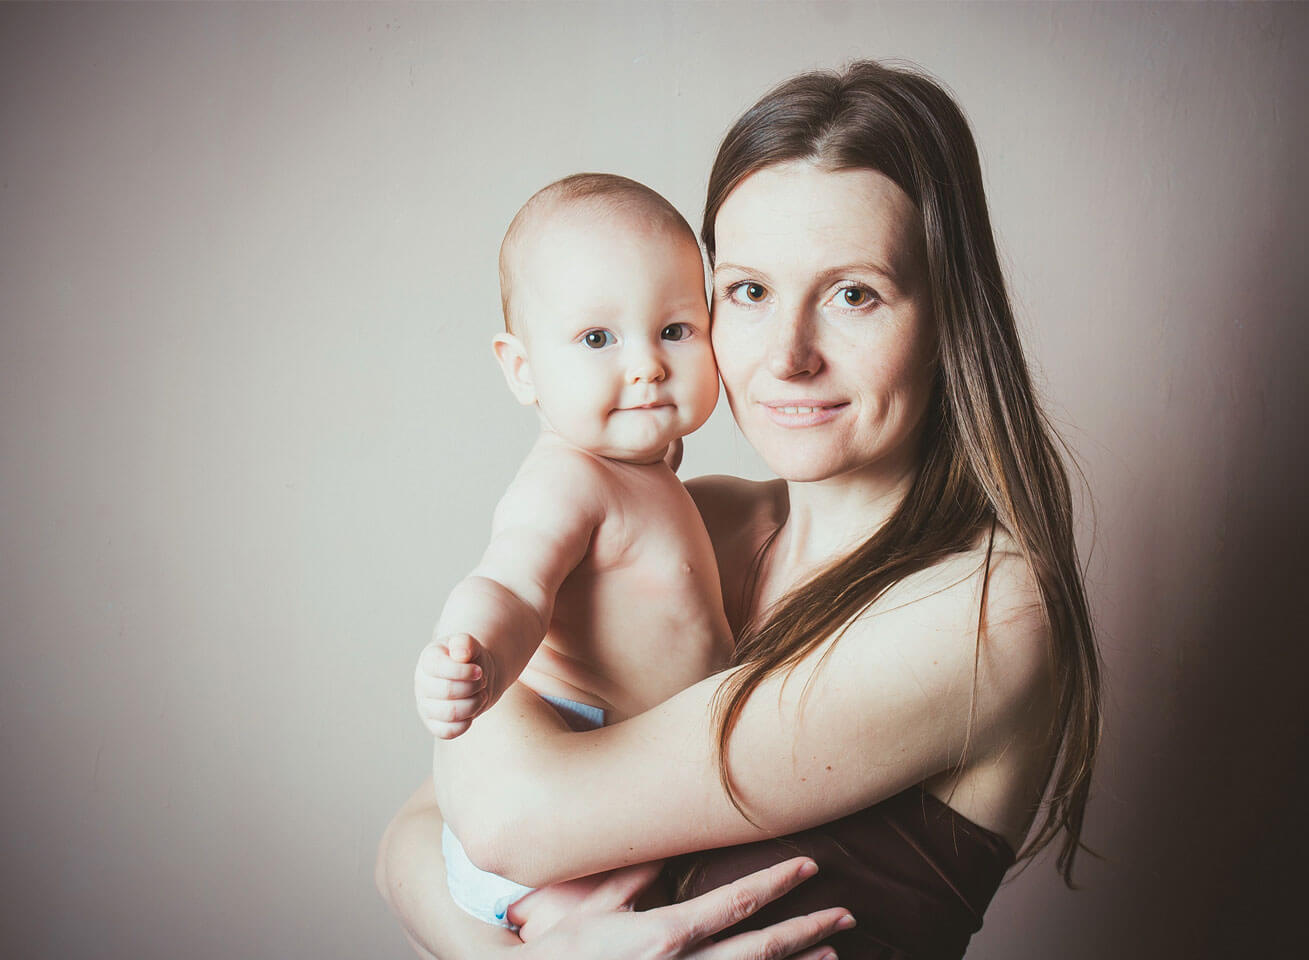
[413,174,734,931]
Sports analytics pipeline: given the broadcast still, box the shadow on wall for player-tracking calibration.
[1101,178,1308,957]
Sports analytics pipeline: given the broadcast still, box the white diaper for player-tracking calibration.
[443,694,606,929]
[442,823,534,927]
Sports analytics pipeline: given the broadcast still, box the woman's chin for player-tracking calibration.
[758,454,851,484]
[757,444,906,485]
[743,431,846,481]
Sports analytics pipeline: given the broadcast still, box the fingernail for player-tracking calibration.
[837,913,856,929]
[820,952,837,960]
[471,666,482,679]
[798,859,818,878]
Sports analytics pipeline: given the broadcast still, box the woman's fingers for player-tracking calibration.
[787,947,839,960]
[582,860,667,910]
[697,907,851,960]
[669,857,824,944]
[517,857,849,960]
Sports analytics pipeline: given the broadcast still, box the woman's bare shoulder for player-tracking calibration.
[684,475,787,534]
[683,476,787,630]
[874,529,1058,840]
[877,524,1041,616]
[854,527,1053,740]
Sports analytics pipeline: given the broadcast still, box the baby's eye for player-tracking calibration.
[727,281,769,305]
[661,323,691,342]
[582,329,616,349]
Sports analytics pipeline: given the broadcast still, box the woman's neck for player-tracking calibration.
[772,459,918,587]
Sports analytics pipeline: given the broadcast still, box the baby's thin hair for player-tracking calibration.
[498,173,699,332]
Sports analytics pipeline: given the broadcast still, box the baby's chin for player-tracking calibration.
[601,421,691,463]
[557,431,679,465]
[541,407,700,463]
[594,438,676,465]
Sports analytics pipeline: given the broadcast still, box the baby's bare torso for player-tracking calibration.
[515,437,733,721]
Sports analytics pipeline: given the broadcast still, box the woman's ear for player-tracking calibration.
[492,333,537,406]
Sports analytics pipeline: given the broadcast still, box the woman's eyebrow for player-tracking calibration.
[712,260,902,283]
[821,260,900,284]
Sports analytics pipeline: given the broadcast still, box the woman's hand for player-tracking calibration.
[518,856,851,960]
[378,779,849,960]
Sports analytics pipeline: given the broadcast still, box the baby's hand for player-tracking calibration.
[413,634,488,739]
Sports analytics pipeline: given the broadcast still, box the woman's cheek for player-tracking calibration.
[710,315,753,400]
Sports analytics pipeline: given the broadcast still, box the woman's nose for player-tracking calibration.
[766,310,822,379]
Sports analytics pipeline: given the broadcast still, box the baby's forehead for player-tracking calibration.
[499,178,705,336]
[507,203,703,307]
[514,196,689,260]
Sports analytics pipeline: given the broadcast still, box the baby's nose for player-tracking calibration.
[628,350,666,383]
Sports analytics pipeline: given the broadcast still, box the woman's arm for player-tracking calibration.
[376,779,521,958]
[436,548,1052,887]
[376,779,854,960]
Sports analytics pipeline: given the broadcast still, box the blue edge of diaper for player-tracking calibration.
[540,693,606,732]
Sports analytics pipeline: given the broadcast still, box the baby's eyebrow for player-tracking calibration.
[663,296,709,314]
[710,262,763,282]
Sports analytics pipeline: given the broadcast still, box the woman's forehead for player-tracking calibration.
[713,162,923,280]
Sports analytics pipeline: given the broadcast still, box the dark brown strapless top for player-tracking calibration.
[675,786,1015,960]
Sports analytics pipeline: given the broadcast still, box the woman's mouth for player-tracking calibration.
[759,400,848,427]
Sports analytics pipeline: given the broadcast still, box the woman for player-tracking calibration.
[377,60,1100,959]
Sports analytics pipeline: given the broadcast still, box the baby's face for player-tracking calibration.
[507,210,718,462]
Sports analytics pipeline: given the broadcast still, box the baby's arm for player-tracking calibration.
[415,449,606,738]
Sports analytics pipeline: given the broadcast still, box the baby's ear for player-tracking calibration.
[492,333,536,406]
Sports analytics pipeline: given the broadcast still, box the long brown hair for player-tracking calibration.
[703,61,1100,885]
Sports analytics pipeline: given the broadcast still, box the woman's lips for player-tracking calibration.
[759,400,848,427]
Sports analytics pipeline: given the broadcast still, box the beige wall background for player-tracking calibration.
[2,2,1304,958]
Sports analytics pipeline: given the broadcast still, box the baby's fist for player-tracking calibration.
[414,634,488,739]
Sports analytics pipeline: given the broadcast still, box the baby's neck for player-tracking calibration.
[536,426,671,468]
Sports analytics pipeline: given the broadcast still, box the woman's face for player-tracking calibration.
[710,161,937,486]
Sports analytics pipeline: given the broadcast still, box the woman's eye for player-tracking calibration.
[661,323,691,341]
[836,285,878,308]
[582,329,616,349]
[728,282,768,304]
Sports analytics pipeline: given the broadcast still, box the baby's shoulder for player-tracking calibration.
[514,435,614,485]
[495,439,614,525]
